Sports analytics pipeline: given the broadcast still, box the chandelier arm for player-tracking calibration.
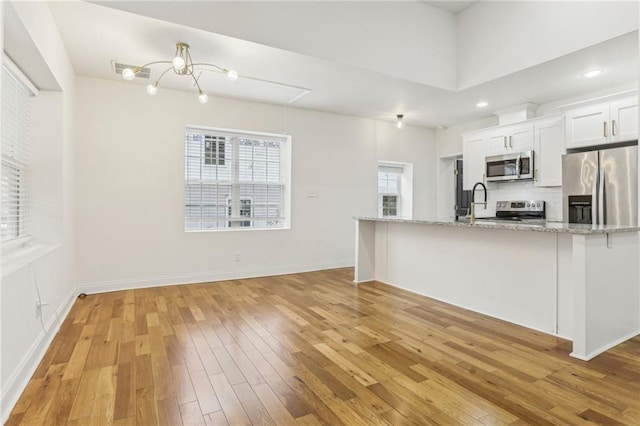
[154,66,176,84]
[187,69,204,93]
[190,62,227,73]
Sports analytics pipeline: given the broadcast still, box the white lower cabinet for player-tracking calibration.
[534,116,565,187]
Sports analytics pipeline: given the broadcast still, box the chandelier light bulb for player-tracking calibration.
[122,68,136,81]
[198,91,209,104]
[395,114,404,129]
[172,56,186,72]
[146,82,158,95]
[226,69,239,81]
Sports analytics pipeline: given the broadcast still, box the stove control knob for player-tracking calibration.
[536,203,541,208]
[526,203,530,207]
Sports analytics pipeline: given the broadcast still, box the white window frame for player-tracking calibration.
[2,56,38,246]
[378,164,403,218]
[184,125,291,232]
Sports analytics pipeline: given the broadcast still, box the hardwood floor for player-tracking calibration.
[7,268,640,425]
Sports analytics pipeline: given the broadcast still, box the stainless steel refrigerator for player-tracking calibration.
[562,145,637,226]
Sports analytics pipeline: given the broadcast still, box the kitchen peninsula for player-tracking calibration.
[354,217,640,360]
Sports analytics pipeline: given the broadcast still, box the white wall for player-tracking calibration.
[457,1,639,90]
[1,1,76,421]
[74,76,437,291]
[375,121,437,219]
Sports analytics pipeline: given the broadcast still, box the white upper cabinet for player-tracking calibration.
[462,132,487,191]
[609,98,638,143]
[533,116,564,187]
[565,95,637,149]
[486,124,534,156]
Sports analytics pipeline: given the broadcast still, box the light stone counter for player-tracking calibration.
[354,216,640,234]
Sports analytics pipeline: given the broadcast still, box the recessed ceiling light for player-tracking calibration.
[476,101,488,108]
[581,69,604,78]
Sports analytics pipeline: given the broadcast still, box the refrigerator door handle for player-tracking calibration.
[599,168,606,225]
[591,170,598,226]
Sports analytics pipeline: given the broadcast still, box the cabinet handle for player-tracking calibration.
[509,135,513,148]
[603,121,608,137]
[503,136,507,149]
[535,169,538,182]
[612,120,617,136]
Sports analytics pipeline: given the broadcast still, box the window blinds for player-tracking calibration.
[1,64,33,242]
[185,127,287,230]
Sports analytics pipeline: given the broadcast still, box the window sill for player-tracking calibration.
[185,226,291,234]
[2,239,61,277]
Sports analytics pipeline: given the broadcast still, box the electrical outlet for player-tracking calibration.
[234,251,241,262]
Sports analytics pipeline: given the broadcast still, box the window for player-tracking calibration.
[378,164,403,218]
[381,195,397,217]
[226,197,252,227]
[1,63,35,242]
[185,127,290,230]
[204,136,225,166]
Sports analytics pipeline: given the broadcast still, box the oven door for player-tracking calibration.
[486,151,534,182]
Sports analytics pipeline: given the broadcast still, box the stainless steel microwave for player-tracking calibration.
[485,151,534,182]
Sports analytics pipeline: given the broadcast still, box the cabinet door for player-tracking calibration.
[509,124,534,151]
[534,118,564,187]
[462,135,486,190]
[565,104,609,148]
[610,98,638,143]
[486,132,509,155]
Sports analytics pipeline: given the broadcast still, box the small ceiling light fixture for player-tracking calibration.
[476,101,489,108]
[395,114,404,129]
[121,42,239,103]
[581,68,604,79]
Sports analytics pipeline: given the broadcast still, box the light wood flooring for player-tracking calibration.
[6,268,640,425]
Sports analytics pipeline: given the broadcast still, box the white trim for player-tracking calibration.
[570,329,640,361]
[353,279,375,284]
[1,287,77,424]
[77,261,353,295]
[185,124,290,141]
[3,242,61,277]
[2,54,38,96]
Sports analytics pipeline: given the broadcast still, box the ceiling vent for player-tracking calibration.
[112,61,151,79]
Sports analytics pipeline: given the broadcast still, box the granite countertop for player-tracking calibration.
[354,216,640,234]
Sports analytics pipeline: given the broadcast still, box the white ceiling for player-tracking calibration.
[47,1,638,129]
[425,1,479,14]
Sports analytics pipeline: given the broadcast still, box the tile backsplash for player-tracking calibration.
[477,181,563,221]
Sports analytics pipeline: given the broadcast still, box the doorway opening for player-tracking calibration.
[455,159,471,219]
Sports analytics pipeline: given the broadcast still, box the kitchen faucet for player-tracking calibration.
[468,182,487,222]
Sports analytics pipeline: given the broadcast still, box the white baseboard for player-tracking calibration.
[1,287,78,423]
[570,329,640,361]
[78,261,354,294]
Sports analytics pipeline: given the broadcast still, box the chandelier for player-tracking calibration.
[120,42,238,104]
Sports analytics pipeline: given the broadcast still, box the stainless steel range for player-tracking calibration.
[477,200,546,222]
